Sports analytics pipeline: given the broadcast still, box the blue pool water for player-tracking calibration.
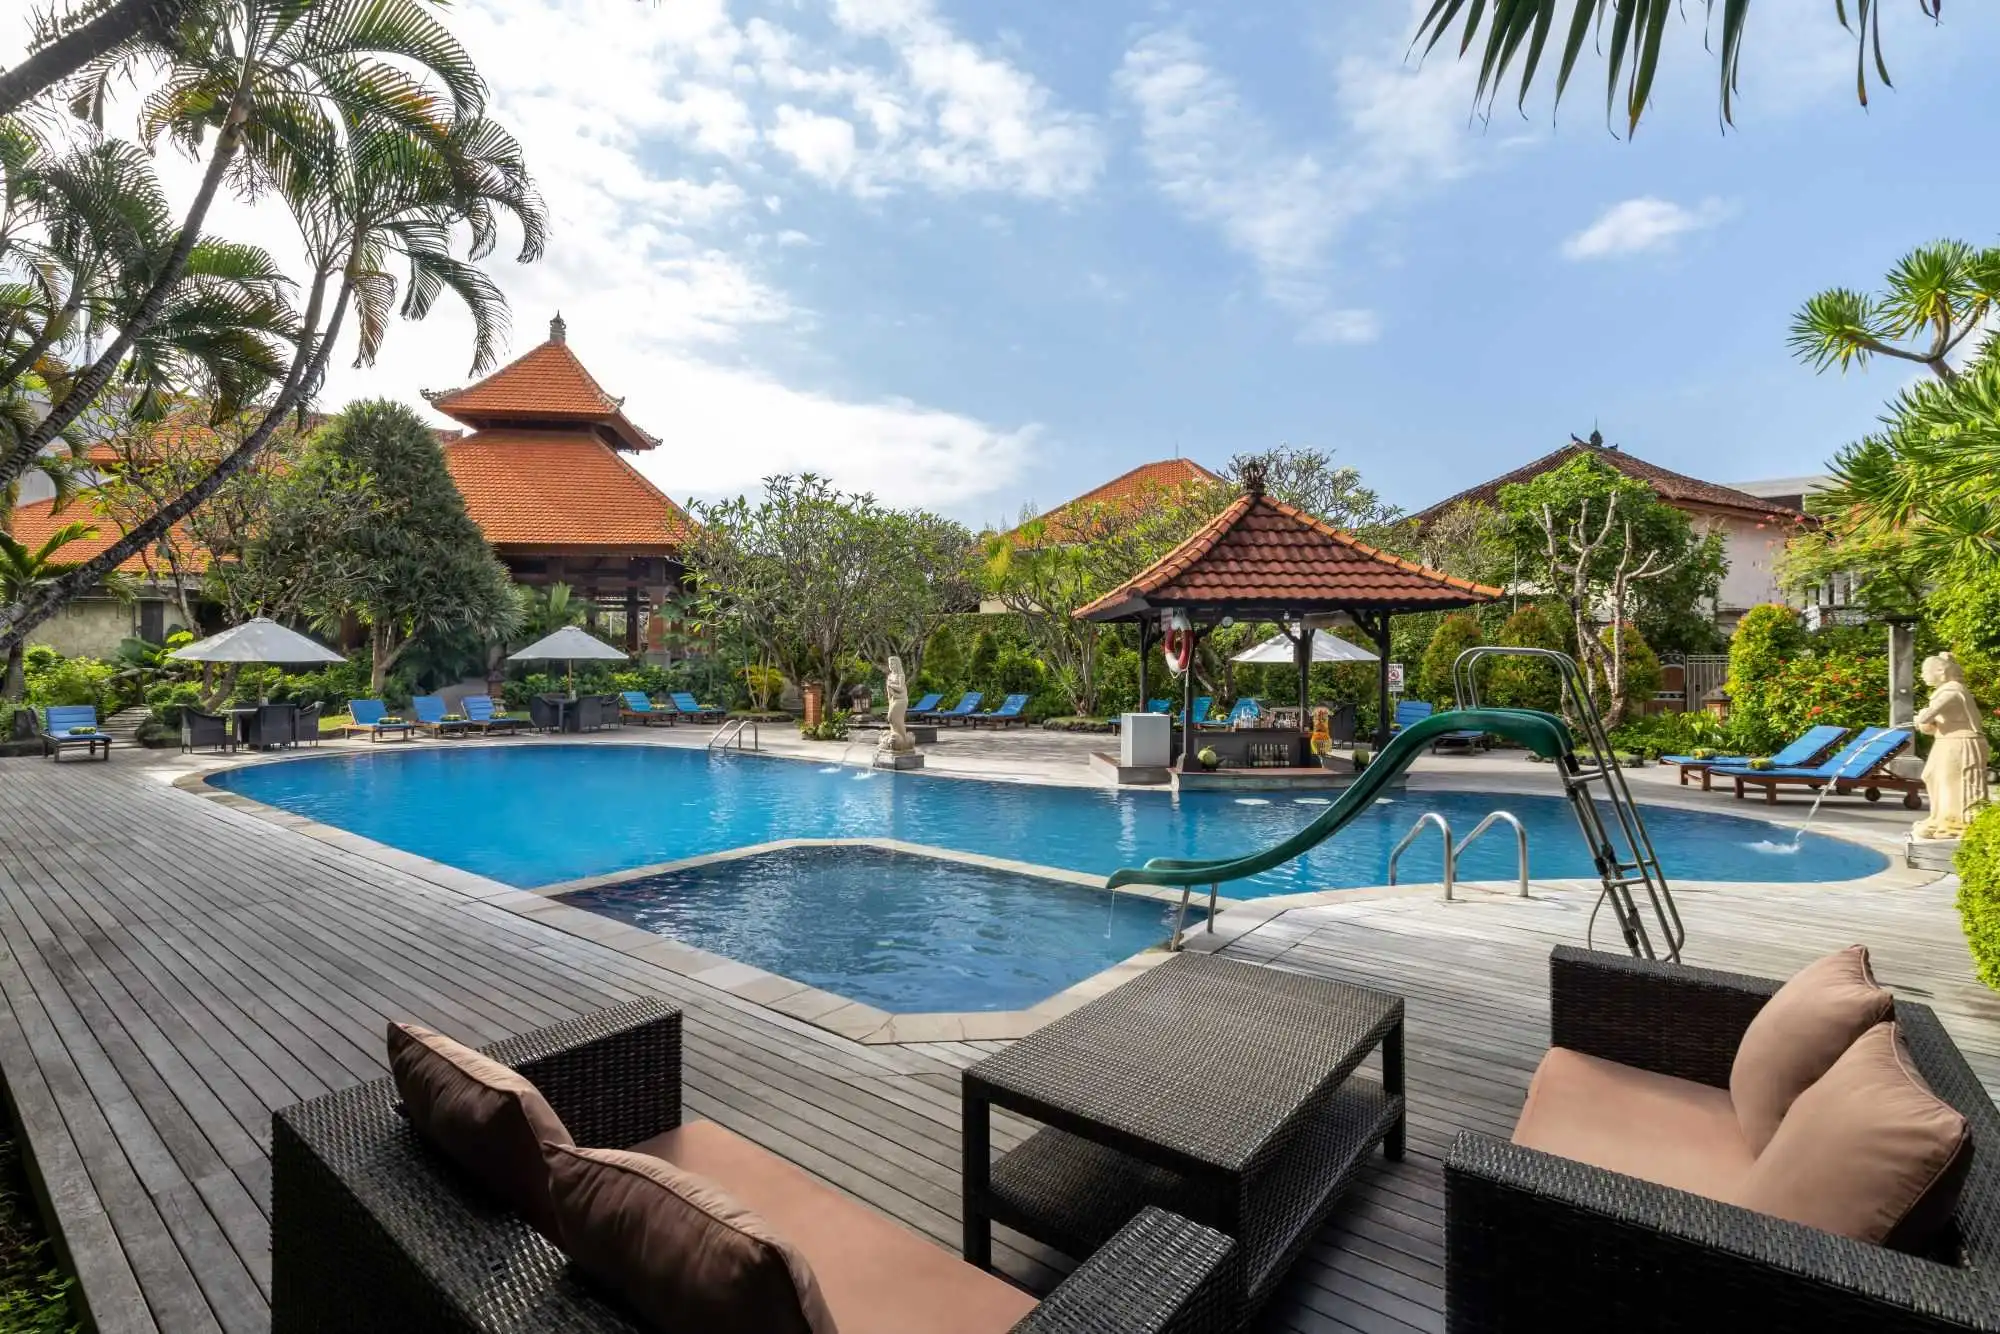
[212,744,1889,893]
[563,846,1197,1012]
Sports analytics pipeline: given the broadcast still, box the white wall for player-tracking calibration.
[28,598,136,658]
[1714,514,1793,620]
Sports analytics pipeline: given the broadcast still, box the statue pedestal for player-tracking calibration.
[874,750,925,771]
[1906,835,1961,873]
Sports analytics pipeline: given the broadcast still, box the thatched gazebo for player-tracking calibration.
[1075,464,1500,769]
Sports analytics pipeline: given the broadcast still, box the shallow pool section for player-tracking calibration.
[560,846,1190,1013]
[208,744,1890,892]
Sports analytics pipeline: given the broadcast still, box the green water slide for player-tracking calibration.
[1109,708,1576,893]
[1108,688,1686,961]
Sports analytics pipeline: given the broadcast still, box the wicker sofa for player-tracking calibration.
[1445,946,2000,1332]
[272,998,1238,1333]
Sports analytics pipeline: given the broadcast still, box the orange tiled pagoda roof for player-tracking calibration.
[1075,478,1499,621]
[424,314,658,454]
[8,500,207,575]
[425,317,691,554]
[1006,457,1221,543]
[442,430,691,552]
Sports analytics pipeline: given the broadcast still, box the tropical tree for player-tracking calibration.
[1498,455,1722,727]
[0,97,544,654]
[0,521,133,698]
[293,400,517,694]
[1790,241,2000,384]
[0,0,204,119]
[2,0,498,490]
[516,583,589,641]
[1223,445,1400,539]
[1415,1,1944,134]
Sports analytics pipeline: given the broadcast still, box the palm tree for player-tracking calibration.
[0,521,134,699]
[3,0,491,486]
[0,0,206,119]
[0,105,544,653]
[1414,1,1944,134]
[1790,241,2000,384]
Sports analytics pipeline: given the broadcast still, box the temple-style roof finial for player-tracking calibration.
[1239,457,1268,498]
[549,311,567,344]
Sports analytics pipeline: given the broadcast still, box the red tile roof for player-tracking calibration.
[425,318,657,453]
[1010,458,1222,542]
[441,430,691,551]
[1407,439,1811,527]
[1075,488,1500,620]
[7,500,206,576]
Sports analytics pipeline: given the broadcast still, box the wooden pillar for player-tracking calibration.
[1293,618,1310,720]
[625,582,640,654]
[1372,612,1393,747]
[1136,619,1151,711]
[1180,626,1202,772]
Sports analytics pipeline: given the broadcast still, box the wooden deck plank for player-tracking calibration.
[0,753,1988,1334]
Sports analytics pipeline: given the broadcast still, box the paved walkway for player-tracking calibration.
[0,732,1981,1333]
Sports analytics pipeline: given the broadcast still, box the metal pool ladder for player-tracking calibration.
[707,718,759,752]
[1387,810,1530,901]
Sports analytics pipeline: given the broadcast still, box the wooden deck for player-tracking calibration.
[0,754,1994,1333]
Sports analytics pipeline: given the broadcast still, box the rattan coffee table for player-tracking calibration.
[962,953,1403,1320]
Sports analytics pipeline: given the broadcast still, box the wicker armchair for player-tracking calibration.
[291,702,322,747]
[273,999,1237,1333]
[528,694,567,733]
[574,694,618,732]
[180,708,234,753]
[243,702,295,750]
[1445,947,2000,1332]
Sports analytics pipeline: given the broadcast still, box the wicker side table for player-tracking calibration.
[963,954,1404,1322]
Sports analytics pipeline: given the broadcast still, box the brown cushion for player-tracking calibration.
[544,1143,836,1334]
[1732,1022,1972,1250]
[386,1021,572,1239]
[637,1119,1039,1334]
[1512,1046,1754,1200]
[1730,945,1894,1153]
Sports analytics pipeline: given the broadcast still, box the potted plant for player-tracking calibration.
[1196,745,1220,771]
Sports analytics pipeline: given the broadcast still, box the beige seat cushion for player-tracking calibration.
[545,1144,836,1334]
[386,1021,572,1240]
[1730,945,1894,1153]
[1732,1022,1972,1250]
[1512,1046,1755,1199]
[638,1119,1040,1334]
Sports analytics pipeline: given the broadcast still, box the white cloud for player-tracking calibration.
[769,106,860,184]
[1562,197,1732,260]
[1115,26,1480,343]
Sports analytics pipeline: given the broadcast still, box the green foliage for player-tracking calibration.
[1593,622,1662,708]
[1487,603,1568,711]
[966,630,999,692]
[800,709,851,742]
[740,663,785,710]
[0,1117,77,1334]
[1608,710,1728,760]
[921,623,964,687]
[1726,605,1811,752]
[1758,650,1889,742]
[1223,445,1401,541]
[1419,613,1483,706]
[145,680,203,727]
[23,652,120,712]
[301,401,520,692]
[1958,806,2000,990]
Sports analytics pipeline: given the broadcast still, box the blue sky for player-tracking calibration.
[17,0,1999,528]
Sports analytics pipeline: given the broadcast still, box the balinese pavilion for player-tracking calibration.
[426,315,694,656]
[1075,463,1499,773]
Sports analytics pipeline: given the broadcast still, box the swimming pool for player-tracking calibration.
[562,845,1196,1013]
[210,744,1889,893]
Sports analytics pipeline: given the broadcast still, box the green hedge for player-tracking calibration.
[1958,805,2000,990]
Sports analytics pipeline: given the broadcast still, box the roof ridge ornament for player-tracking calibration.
[549,311,567,344]
[1239,458,1267,497]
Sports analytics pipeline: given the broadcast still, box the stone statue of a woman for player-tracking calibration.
[1913,652,1990,839]
[877,656,915,758]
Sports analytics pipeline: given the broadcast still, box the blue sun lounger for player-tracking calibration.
[905,692,943,717]
[972,693,1031,728]
[1664,723,1847,791]
[40,704,109,760]
[459,695,525,735]
[412,695,474,738]
[929,691,983,725]
[669,691,727,723]
[619,692,677,726]
[1717,727,1918,805]
[344,699,415,742]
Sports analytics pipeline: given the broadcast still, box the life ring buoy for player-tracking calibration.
[1162,623,1195,677]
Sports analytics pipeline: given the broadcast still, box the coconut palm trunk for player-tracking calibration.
[0,0,199,117]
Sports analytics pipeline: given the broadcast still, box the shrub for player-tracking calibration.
[1726,605,1808,752]
[1957,805,2000,990]
[1760,649,1889,741]
[800,709,850,741]
[145,681,204,728]
[965,630,999,694]
[1486,603,1567,712]
[24,653,119,712]
[1608,709,1728,759]
[1419,613,1483,706]
[1592,621,1662,716]
[991,647,1045,697]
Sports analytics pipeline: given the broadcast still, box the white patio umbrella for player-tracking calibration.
[168,617,345,666]
[507,625,628,696]
[1231,626,1378,665]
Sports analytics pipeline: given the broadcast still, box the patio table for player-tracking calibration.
[962,953,1403,1320]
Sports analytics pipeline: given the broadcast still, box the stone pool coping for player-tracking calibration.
[169,740,1942,1044]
